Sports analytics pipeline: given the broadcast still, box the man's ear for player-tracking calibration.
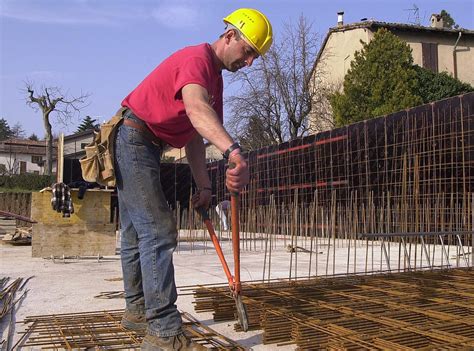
[224,29,236,43]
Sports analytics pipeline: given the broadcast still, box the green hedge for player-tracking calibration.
[0,174,56,191]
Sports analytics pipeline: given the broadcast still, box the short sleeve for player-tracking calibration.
[174,57,213,99]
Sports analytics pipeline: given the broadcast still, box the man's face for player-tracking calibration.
[224,30,259,72]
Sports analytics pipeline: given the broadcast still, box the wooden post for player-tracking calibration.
[56,133,64,184]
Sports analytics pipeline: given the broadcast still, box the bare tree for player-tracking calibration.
[25,82,90,175]
[226,15,325,150]
[307,61,339,134]
[2,142,20,175]
[6,156,19,175]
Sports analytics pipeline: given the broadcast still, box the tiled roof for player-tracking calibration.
[64,129,96,141]
[1,138,50,146]
[329,20,474,35]
[0,138,57,156]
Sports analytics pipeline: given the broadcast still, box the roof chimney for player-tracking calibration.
[430,14,444,28]
[337,11,344,27]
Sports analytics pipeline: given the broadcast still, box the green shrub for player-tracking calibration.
[412,65,474,103]
[0,174,56,191]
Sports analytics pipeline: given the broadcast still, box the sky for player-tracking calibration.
[1,0,473,139]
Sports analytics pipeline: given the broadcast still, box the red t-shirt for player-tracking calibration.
[122,43,223,148]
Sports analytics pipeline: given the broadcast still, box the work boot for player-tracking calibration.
[121,309,147,331]
[141,333,207,350]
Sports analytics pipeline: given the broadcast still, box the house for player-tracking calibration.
[0,138,56,175]
[162,143,223,164]
[309,12,474,132]
[63,129,95,160]
[0,130,94,178]
[62,129,95,183]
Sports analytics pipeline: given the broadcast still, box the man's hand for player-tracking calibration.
[226,153,249,193]
[191,188,212,209]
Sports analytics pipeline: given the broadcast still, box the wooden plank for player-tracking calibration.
[31,223,115,257]
[31,190,112,225]
[57,133,64,183]
[30,189,115,257]
[0,218,16,238]
[0,218,16,226]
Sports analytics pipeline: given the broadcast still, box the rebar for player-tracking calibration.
[188,267,474,350]
[18,310,245,350]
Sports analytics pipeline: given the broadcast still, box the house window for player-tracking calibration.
[422,42,438,73]
[32,155,43,164]
[0,164,6,173]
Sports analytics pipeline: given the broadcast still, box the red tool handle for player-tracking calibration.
[200,209,234,289]
[231,193,241,293]
[228,161,241,294]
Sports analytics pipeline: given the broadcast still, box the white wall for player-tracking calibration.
[0,153,56,175]
[64,133,94,157]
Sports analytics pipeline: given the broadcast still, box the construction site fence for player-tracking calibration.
[207,92,473,209]
[0,192,32,227]
[173,93,473,236]
[172,93,474,275]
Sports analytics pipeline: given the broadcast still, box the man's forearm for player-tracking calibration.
[188,103,234,153]
[185,135,211,189]
[182,84,236,153]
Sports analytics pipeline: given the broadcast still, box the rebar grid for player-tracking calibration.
[175,194,473,282]
[210,94,473,208]
[173,93,473,251]
[188,268,474,350]
[17,310,245,350]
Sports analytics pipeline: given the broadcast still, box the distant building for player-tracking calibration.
[0,138,57,175]
[162,143,223,164]
[62,129,95,183]
[309,13,474,132]
[63,129,95,160]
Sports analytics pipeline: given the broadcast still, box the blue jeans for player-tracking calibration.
[114,112,182,337]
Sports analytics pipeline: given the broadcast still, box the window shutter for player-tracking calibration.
[422,42,438,73]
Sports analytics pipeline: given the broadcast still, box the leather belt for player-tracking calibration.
[122,113,167,150]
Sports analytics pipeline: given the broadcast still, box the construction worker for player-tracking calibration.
[114,8,273,351]
[216,199,231,231]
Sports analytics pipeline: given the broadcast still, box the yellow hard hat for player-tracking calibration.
[223,8,273,56]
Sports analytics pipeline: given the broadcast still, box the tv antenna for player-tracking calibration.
[404,4,421,25]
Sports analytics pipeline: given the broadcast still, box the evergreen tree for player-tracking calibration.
[76,115,99,132]
[0,118,13,141]
[330,29,422,126]
[412,65,473,103]
[28,133,40,141]
[11,122,26,139]
[440,10,457,29]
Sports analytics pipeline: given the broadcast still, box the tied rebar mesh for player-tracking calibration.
[17,310,245,350]
[187,267,474,350]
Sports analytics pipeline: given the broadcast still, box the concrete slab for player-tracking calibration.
[0,233,298,350]
[1,229,468,349]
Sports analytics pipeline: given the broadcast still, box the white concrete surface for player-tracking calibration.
[0,232,298,350]
[1,229,469,350]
